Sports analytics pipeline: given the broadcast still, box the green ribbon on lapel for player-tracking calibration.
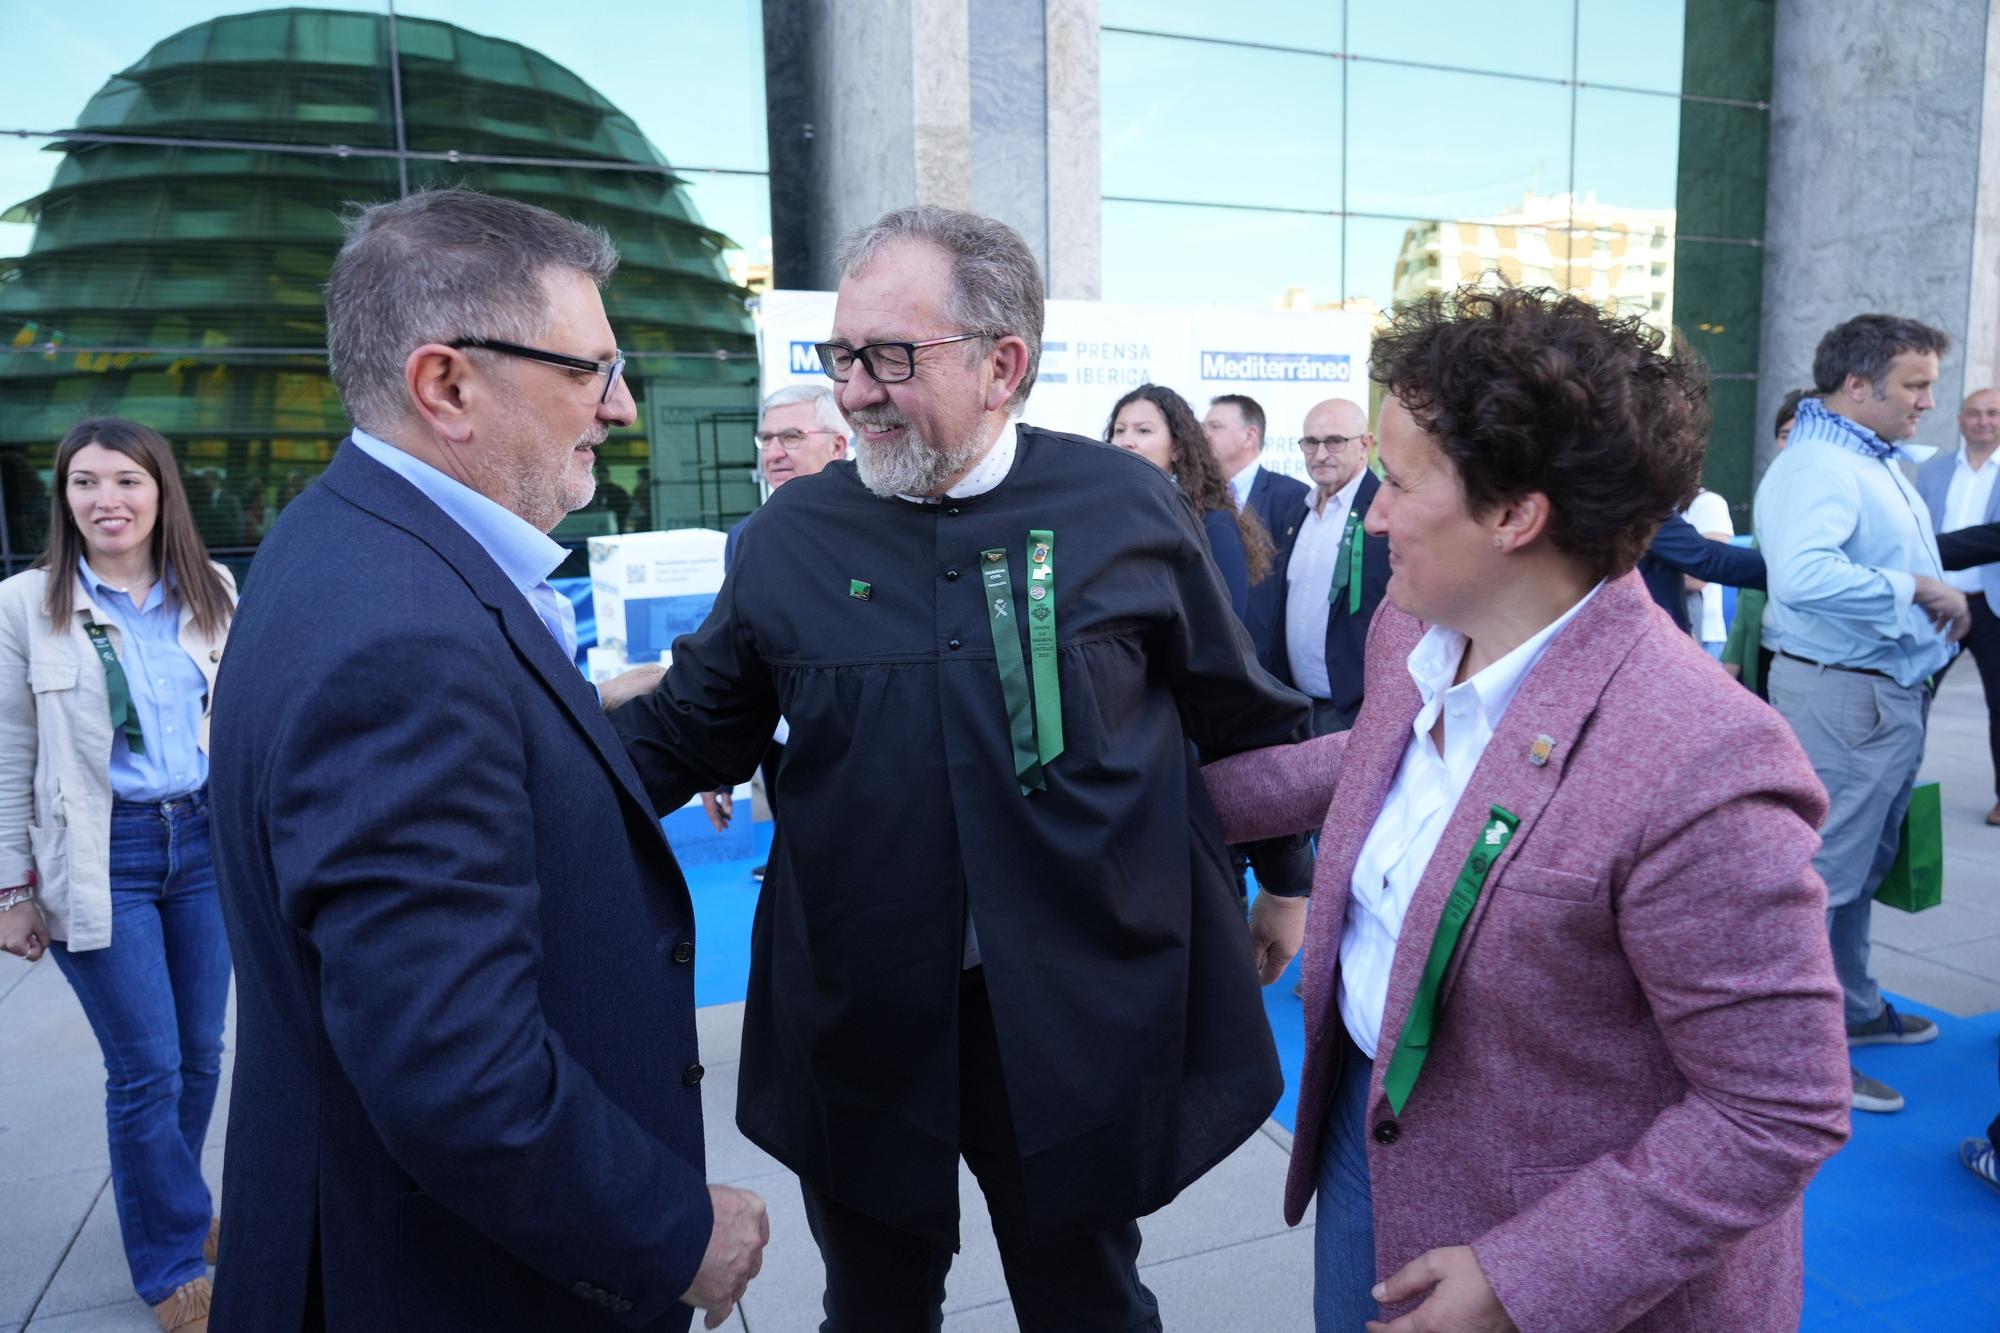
[1024,530,1064,772]
[1328,509,1365,615]
[83,621,146,756]
[981,548,1042,793]
[1380,804,1518,1114]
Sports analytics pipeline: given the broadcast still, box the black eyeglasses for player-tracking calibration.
[812,332,1001,383]
[450,338,626,404]
[1299,433,1366,455]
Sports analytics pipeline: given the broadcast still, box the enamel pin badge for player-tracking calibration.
[1528,734,1555,767]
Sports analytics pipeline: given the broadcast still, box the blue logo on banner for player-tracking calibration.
[789,341,824,375]
[1201,350,1351,383]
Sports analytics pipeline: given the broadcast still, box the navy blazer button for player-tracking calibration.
[948,638,963,650]
[684,1062,705,1086]
[946,569,960,580]
[945,506,961,516]
[1373,1118,1401,1145]
[673,940,695,964]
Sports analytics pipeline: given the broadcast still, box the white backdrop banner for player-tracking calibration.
[753,291,1374,486]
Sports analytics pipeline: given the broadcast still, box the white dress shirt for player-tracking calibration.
[1339,582,1602,1057]
[1228,457,1262,512]
[1943,445,2000,593]
[1681,489,1735,642]
[1283,471,1367,698]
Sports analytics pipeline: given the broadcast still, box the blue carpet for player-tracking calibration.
[680,830,2000,1326]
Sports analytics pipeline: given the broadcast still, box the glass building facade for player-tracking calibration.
[0,2,771,576]
[1098,0,1774,516]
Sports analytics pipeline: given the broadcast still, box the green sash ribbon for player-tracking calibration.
[1328,509,1365,615]
[83,621,145,756]
[980,533,1064,794]
[1380,804,1518,1114]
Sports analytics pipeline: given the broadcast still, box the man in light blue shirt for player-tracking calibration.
[1755,312,1970,1115]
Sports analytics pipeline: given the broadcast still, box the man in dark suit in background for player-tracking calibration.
[1268,397,1390,733]
[1205,393,1309,667]
[208,188,766,1332]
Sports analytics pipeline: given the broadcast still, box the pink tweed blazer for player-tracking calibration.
[1205,571,1851,1333]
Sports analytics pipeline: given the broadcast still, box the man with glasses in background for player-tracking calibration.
[611,204,1313,1330]
[1266,396,1391,735]
[700,385,852,872]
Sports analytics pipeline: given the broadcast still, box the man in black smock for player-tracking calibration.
[611,206,1312,1330]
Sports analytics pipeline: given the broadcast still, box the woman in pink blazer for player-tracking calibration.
[1206,287,1851,1332]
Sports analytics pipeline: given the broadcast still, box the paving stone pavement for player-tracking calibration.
[4,665,1996,1331]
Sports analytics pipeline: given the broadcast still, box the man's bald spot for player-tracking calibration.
[1305,397,1368,435]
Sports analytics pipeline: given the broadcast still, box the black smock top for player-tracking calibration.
[614,426,1313,1240]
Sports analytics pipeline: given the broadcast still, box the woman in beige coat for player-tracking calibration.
[0,418,236,1333]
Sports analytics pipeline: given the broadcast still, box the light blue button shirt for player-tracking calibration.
[1753,398,1955,687]
[78,559,210,802]
[349,429,579,661]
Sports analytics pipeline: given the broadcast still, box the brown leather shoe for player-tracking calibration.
[1986,802,2000,826]
[203,1216,219,1267]
[153,1275,211,1332]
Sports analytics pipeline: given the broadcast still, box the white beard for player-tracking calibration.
[851,412,988,500]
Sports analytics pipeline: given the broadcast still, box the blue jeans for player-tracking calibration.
[1314,1029,1379,1331]
[52,793,230,1305]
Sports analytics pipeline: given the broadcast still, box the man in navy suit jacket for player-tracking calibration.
[208,189,766,1332]
[1206,394,1309,667]
[1267,398,1391,733]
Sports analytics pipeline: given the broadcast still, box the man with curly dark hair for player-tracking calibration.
[1204,285,1849,1332]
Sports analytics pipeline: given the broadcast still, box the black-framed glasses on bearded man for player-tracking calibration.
[449,338,626,405]
[812,332,1003,383]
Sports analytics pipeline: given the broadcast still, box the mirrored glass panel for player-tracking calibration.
[0,2,397,149]
[392,1,768,172]
[1099,0,1339,51]
[1102,200,1340,308]
[1572,87,1680,215]
[1347,0,1575,83]
[1102,28,1340,212]
[1346,62,1572,221]
[1577,0,1687,93]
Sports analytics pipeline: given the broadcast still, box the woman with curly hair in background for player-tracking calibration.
[1106,382,1275,623]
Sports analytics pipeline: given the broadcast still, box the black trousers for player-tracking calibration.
[797,970,1162,1333]
[1936,591,2000,800]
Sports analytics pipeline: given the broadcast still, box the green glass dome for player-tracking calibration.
[0,6,756,446]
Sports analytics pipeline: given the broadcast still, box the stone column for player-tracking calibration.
[1756,0,1996,474]
[763,0,1099,295]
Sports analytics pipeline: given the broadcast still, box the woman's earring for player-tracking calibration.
[1492,536,1505,550]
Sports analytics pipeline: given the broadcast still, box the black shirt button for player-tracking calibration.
[945,505,961,516]
[948,638,962,650]
[672,940,694,964]
[683,1063,705,1087]
[1373,1118,1401,1145]
[945,569,959,580]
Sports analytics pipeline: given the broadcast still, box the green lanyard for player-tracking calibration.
[1380,804,1517,1114]
[1328,509,1365,615]
[83,622,146,756]
[980,531,1064,794]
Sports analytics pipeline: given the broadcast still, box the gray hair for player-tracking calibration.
[761,383,848,438]
[1812,313,1952,394]
[832,205,1044,413]
[325,187,619,434]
